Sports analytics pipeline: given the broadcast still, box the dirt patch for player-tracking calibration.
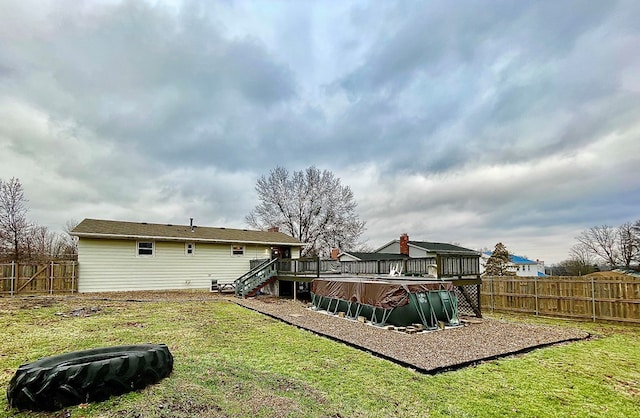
[17,297,57,310]
[52,306,103,318]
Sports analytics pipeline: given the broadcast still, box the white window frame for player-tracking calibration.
[137,241,154,257]
[185,242,195,256]
[231,245,245,256]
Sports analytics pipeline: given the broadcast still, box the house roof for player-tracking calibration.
[71,218,304,246]
[373,238,479,256]
[340,251,410,261]
[483,251,538,264]
[409,241,480,256]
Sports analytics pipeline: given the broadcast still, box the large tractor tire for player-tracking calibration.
[6,344,173,411]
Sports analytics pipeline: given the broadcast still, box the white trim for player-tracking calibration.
[231,245,245,256]
[72,232,303,247]
[136,241,154,257]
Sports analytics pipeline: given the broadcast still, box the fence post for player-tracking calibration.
[490,277,494,313]
[71,261,76,294]
[49,261,54,295]
[11,260,15,297]
[534,276,539,316]
[591,275,596,322]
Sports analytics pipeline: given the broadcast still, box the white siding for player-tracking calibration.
[77,238,273,292]
[375,242,432,258]
[408,247,429,258]
[338,253,360,262]
[376,242,400,253]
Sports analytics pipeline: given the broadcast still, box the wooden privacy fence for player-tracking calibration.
[0,261,78,296]
[482,276,640,324]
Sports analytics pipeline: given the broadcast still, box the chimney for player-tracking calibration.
[190,218,194,232]
[400,233,409,255]
[267,226,279,233]
[330,248,340,260]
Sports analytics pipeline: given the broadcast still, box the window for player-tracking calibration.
[185,243,195,256]
[231,245,245,256]
[137,241,154,256]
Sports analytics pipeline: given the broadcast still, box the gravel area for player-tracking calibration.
[233,296,590,373]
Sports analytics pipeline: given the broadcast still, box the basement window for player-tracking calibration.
[185,243,195,256]
[137,241,154,256]
[231,245,245,256]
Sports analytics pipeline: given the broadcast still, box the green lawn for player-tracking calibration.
[0,296,638,417]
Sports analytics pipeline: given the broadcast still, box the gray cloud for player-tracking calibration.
[1,0,639,263]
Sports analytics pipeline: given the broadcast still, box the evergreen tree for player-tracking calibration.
[484,242,516,276]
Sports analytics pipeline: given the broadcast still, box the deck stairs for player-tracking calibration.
[234,258,279,298]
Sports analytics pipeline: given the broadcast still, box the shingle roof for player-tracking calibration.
[483,251,538,264]
[342,252,410,261]
[71,218,304,246]
[409,241,479,255]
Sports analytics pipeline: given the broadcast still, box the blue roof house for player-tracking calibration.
[481,252,547,277]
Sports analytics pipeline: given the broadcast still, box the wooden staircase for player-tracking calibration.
[234,258,279,298]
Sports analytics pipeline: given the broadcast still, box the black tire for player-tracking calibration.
[6,344,173,411]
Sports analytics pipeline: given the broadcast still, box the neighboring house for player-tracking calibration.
[375,234,481,258]
[480,251,547,277]
[338,234,481,278]
[71,218,304,292]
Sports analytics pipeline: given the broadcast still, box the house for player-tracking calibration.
[375,233,481,259]
[70,218,304,293]
[480,251,546,277]
[337,233,482,317]
[338,234,481,278]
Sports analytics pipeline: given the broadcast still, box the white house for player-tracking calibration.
[375,233,481,258]
[71,218,304,292]
[338,234,480,278]
[480,251,546,277]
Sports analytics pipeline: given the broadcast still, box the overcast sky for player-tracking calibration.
[1,0,639,264]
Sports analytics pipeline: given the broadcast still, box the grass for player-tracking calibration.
[0,295,638,417]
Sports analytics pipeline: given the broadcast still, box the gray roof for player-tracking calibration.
[409,241,480,256]
[71,218,304,246]
[342,252,410,261]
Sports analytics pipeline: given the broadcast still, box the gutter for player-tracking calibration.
[71,232,305,247]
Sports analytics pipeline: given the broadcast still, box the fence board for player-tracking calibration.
[482,276,640,324]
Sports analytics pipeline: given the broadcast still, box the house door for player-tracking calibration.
[271,247,290,259]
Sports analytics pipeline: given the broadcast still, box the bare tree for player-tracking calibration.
[24,225,57,261]
[483,242,516,276]
[60,219,80,258]
[559,243,598,275]
[246,166,366,257]
[575,225,619,267]
[617,222,639,267]
[0,178,30,260]
[634,219,640,264]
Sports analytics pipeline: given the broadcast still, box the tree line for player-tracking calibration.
[557,221,640,275]
[0,177,77,262]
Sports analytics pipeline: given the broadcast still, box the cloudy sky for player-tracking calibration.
[1,0,639,264]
